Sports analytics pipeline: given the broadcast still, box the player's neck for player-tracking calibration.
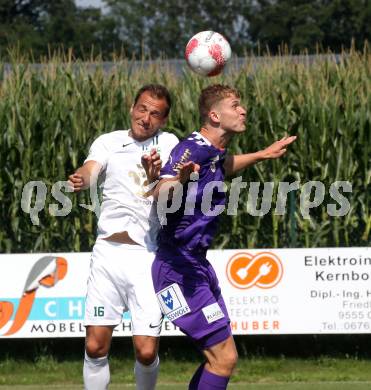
[128,129,157,142]
[199,126,232,150]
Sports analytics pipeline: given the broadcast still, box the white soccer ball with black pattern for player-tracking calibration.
[185,31,232,77]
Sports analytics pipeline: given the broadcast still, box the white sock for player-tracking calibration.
[83,351,110,390]
[134,355,160,390]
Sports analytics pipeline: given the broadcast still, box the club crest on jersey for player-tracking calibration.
[156,283,191,321]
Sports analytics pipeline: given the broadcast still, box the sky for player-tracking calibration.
[76,0,105,8]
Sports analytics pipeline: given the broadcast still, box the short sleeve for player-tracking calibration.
[84,134,110,169]
[160,141,197,178]
[159,133,179,163]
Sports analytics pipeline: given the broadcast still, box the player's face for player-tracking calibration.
[216,94,246,134]
[130,91,169,141]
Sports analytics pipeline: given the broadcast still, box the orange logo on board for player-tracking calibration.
[0,256,67,336]
[226,252,283,289]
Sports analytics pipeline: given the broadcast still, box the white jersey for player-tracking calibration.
[85,129,179,251]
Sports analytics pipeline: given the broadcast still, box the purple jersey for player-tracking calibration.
[157,132,226,257]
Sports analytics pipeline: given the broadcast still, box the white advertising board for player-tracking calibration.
[0,247,370,338]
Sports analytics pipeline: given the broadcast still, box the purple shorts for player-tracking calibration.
[152,253,231,348]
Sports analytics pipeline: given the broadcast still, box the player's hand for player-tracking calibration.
[67,173,85,192]
[142,148,162,183]
[178,161,200,184]
[261,135,297,159]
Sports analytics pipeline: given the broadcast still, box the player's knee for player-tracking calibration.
[135,347,157,366]
[224,349,238,372]
[85,339,109,358]
[223,351,238,376]
[213,349,238,376]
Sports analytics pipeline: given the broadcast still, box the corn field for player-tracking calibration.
[0,49,369,253]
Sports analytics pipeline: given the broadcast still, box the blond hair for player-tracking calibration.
[198,84,241,124]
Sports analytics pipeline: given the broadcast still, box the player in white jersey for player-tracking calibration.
[68,84,178,390]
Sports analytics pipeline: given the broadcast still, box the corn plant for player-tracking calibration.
[0,49,369,253]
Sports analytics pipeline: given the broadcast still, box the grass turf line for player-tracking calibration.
[1,357,371,385]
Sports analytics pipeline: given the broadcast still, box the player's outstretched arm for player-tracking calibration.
[224,135,297,176]
[67,160,102,192]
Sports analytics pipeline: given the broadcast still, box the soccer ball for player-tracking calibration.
[185,31,232,77]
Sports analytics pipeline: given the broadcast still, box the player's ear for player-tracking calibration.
[130,104,134,114]
[208,109,220,124]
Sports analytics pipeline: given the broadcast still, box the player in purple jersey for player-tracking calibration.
[152,84,296,389]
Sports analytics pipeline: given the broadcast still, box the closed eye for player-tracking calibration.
[151,111,163,119]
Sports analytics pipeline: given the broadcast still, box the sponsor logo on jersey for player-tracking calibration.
[172,148,192,173]
[202,302,225,324]
[156,283,191,321]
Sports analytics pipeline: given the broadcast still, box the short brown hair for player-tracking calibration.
[133,84,172,117]
[199,84,241,124]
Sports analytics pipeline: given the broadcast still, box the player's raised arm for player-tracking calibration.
[224,135,297,176]
[67,160,102,192]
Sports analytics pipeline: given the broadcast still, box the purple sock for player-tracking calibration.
[189,363,230,390]
[189,363,205,389]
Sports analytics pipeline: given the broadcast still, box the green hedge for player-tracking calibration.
[0,50,369,252]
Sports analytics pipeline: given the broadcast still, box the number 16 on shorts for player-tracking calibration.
[94,306,105,317]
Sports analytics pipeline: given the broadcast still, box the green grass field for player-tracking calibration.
[1,384,371,389]
[1,356,371,388]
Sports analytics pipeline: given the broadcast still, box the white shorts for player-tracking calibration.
[84,239,162,337]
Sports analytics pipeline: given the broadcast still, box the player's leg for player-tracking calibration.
[189,333,238,389]
[83,239,129,390]
[153,256,234,389]
[189,262,237,389]
[126,248,163,390]
[84,325,114,390]
[132,335,160,390]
